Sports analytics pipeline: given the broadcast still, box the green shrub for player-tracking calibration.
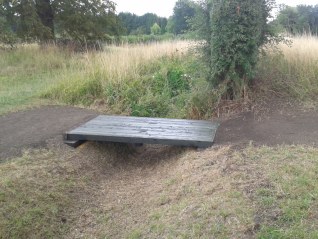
[102,56,195,118]
[194,0,279,98]
[42,52,221,119]
[131,95,170,117]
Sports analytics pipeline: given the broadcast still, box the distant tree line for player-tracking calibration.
[118,0,196,36]
[118,12,167,35]
[0,0,121,46]
[0,0,196,46]
[167,0,196,34]
[274,4,318,35]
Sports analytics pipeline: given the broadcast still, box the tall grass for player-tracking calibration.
[3,36,316,118]
[42,41,214,118]
[0,44,78,114]
[0,41,198,116]
[257,35,318,103]
[86,41,190,83]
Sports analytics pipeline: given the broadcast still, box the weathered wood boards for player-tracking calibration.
[64,115,219,148]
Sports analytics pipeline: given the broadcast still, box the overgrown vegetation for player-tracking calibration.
[1,35,318,117]
[193,0,278,98]
[0,41,218,118]
[42,43,219,119]
[257,35,318,104]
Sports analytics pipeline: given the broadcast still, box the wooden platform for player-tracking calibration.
[64,115,219,148]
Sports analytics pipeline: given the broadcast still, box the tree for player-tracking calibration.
[118,12,167,35]
[171,0,196,34]
[54,0,120,42]
[166,17,175,33]
[0,0,121,43]
[35,0,54,40]
[0,0,17,46]
[150,23,161,35]
[276,4,318,35]
[194,0,277,98]
[10,0,52,41]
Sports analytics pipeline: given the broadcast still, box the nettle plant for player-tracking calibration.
[195,0,278,99]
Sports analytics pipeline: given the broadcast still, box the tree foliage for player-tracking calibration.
[275,4,318,35]
[118,12,167,35]
[150,23,161,35]
[0,0,17,45]
[169,0,196,34]
[194,0,277,98]
[0,0,121,43]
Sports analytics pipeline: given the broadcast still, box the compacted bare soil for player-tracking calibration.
[1,105,317,160]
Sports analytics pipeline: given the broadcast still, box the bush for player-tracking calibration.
[194,0,278,99]
[103,57,193,118]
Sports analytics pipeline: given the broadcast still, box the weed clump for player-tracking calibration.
[42,50,223,119]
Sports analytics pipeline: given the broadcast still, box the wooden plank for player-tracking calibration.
[74,127,212,135]
[64,115,219,148]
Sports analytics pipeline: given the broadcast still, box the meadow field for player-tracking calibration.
[1,36,318,116]
[0,36,318,238]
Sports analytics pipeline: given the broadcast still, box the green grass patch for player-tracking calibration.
[0,149,93,238]
[241,145,318,238]
[0,45,79,114]
[42,74,103,106]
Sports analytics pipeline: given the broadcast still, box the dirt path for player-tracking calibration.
[0,105,317,160]
[0,106,97,160]
[215,108,318,146]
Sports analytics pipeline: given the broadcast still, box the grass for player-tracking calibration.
[241,145,318,238]
[2,36,317,118]
[2,144,318,238]
[1,41,217,118]
[0,150,72,238]
[0,44,79,114]
[1,37,318,237]
[0,147,106,239]
[257,35,318,105]
[42,41,215,119]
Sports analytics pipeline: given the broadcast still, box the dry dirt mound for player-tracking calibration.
[1,105,317,160]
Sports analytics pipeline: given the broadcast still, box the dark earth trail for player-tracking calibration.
[1,105,317,160]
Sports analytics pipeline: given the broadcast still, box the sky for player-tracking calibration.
[115,0,318,18]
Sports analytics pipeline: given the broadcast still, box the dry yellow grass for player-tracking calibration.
[83,41,191,83]
[279,35,318,63]
[258,35,318,103]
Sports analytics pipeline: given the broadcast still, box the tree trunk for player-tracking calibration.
[35,0,54,40]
